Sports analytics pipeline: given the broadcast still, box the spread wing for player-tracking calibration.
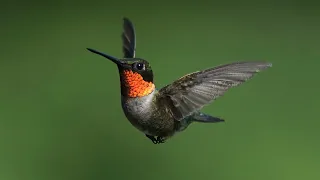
[158,61,272,121]
[122,17,136,58]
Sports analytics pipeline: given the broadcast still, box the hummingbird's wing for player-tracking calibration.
[158,61,272,121]
[122,18,136,58]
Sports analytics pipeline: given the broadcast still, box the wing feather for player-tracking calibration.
[158,61,272,121]
[122,18,136,58]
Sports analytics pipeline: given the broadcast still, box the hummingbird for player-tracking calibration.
[87,18,272,144]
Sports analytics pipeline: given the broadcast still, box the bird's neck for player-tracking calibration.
[120,70,155,98]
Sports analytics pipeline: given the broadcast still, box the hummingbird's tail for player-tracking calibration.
[192,112,225,123]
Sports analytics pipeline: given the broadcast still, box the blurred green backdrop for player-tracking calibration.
[1,0,320,180]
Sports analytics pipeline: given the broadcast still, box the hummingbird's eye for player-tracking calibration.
[134,62,145,71]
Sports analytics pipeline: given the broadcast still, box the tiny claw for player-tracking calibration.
[145,134,165,144]
[145,134,158,144]
[156,136,165,144]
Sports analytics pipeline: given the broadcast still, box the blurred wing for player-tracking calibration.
[158,61,272,121]
[122,18,136,58]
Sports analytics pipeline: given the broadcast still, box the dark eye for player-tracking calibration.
[135,63,145,70]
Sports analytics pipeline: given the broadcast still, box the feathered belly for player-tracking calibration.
[121,92,176,136]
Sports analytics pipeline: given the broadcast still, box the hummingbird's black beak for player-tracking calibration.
[87,48,123,66]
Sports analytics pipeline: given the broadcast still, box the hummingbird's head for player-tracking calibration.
[87,48,155,98]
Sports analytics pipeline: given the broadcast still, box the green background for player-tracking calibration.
[1,0,319,179]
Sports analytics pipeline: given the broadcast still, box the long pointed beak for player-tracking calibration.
[87,48,122,66]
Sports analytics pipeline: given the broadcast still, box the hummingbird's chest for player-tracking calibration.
[120,91,176,136]
[121,91,155,123]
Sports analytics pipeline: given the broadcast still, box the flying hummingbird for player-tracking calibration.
[87,18,272,144]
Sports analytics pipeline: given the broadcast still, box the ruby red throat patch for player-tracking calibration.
[122,70,155,97]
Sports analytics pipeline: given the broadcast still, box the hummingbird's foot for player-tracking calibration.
[145,134,158,144]
[145,134,165,144]
[156,136,165,144]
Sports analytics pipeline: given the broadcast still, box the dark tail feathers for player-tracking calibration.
[192,113,225,123]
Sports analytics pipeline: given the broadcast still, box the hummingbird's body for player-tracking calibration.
[87,18,272,144]
[119,66,208,142]
[121,90,178,139]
